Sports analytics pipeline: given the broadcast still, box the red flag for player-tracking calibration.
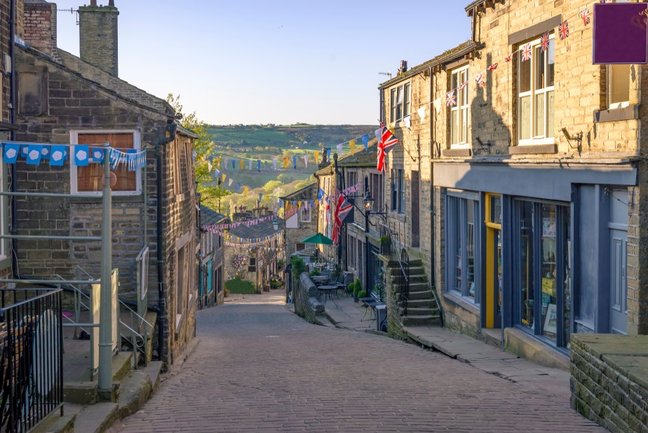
[376,123,399,172]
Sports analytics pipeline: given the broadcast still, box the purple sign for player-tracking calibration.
[593,3,648,64]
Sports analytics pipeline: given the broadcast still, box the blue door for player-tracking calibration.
[207,260,214,293]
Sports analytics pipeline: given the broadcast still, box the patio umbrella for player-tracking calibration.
[302,232,333,245]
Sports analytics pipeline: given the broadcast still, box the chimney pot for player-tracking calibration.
[108,0,114,6]
[90,0,97,5]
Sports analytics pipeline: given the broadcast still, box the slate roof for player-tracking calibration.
[228,218,285,240]
[280,182,317,201]
[338,144,378,167]
[200,205,227,227]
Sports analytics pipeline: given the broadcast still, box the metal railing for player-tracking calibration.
[0,288,63,433]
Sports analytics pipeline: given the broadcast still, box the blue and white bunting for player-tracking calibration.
[3,143,19,163]
[74,145,90,167]
[49,146,67,167]
[26,145,43,165]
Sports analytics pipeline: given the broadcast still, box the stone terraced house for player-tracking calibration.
[10,0,199,366]
[379,0,647,371]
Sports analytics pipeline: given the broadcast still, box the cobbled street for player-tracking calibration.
[118,292,605,433]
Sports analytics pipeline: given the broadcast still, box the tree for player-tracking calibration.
[166,94,230,211]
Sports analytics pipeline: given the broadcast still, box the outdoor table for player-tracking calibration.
[317,285,338,304]
[311,276,329,285]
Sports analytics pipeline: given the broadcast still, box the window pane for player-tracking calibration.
[461,107,468,143]
[562,210,571,348]
[390,89,396,122]
[541,204,557,343]
[519,95,531,140]
[490,195,502,225]
[451,110,458,144]
[466,201,476,300]
[519,55,531,93]
[519,201,534,330]
[609,64,630,105]
[535,46,545,89]
[547,91,554,138]
[547,40,555,87]
[78,133,135,192]
[450,198,461,292]
[404,83,410,116]
[534,93,545,137]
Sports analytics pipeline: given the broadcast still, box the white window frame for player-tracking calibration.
[389,82,411,124]
[69,129,142,196]
[607,64,630,109]
[517,35,555,146]
[450,65,470,148]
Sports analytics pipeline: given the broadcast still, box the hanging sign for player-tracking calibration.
[593,3,648,64]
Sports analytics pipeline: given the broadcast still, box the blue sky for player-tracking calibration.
[52,1,471,125]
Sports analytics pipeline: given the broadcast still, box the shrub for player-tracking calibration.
[225,277,256,294]
[291,256,306,275]
[357,290,367,299]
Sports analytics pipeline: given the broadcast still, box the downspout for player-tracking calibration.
[429,65,435,285]
[9,0,17,277]
[156,132,168,365]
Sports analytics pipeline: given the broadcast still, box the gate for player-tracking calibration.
[0,288,63,433]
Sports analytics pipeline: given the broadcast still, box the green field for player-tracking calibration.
[204,124,376,216]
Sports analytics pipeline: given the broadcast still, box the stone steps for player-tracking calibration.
[402,315,441,327]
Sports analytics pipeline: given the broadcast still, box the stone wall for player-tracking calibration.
[571,334,648,433]
[78,3,118,76]
[292,272,323,324]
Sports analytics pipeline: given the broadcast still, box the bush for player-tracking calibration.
[291,256,306,275]
[309,269,320,277]
[357,290,367,299]
[225,277,256,294]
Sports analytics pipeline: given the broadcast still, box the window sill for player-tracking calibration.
[509,143,557,155]
[69,194,144,204]
[594,105,638,123]
[443,292,480,314]
[443,148,472,158]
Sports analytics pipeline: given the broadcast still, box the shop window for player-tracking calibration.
[513,199,570,348]
[450,66,469,147]
[446,194,480,303]
[517,35,555,145]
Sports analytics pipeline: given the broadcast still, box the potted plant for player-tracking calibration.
[352,278,362,302]
[380,235,392,255]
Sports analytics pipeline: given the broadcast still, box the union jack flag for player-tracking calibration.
[505,54,513,63]
[487,63,498,72]
[540,32,550,53]
[458,81,468,91]
[559,20,569,40]
[475,73,486,89]
[376,123,398,172]
[521,43,532,62]
[446,90,457,107]
[580,8,591,26]
[332,193,353,244]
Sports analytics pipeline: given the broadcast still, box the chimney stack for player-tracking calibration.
[23,0,58,56]
[78,1,119,76]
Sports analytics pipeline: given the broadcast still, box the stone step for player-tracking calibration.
[389,266,426,276]
[392,275,428,285]
[406,290,434,301]
[405,306,438,316]
[407,298,435,308]
[402,315,441,327]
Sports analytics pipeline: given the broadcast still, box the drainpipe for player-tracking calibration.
[9,0,17,277]
[429,65,435,285]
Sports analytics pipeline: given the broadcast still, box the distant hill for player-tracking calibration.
[205,124,378,216]
[207,124,377,151]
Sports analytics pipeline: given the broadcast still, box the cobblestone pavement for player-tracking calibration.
[118,291,605,433]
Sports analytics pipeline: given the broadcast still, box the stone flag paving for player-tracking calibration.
[117,291,605,432]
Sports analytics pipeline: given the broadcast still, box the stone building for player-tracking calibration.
[379,0,646,368]
[11,0,199,366]
[314,155,337,262]
[224,207,284,292]
[199,205,226,308]
[281,182,318,257]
